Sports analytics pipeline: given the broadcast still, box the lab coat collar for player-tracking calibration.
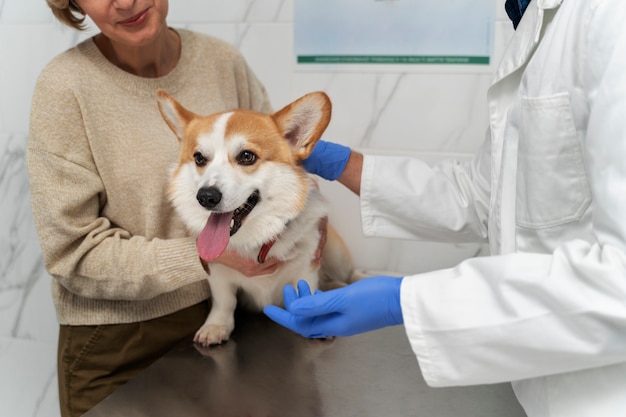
[536,0,563,10]
[492,0,562,84]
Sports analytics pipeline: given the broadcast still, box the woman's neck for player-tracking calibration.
[94,28,181,78]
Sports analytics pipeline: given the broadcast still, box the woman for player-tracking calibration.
[265,0,626,416]
[28,1,279,415]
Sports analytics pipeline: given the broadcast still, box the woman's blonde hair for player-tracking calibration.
[46,0,87,30]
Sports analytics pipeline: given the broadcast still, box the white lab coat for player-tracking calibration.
[359,0,626,415]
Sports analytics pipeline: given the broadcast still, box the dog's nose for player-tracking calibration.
[197,186,222,209]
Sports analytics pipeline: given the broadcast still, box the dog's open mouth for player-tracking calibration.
[230,190,260,236]
[197,190,260,262]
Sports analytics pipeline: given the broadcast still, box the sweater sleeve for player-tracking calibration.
[28,59,207,301]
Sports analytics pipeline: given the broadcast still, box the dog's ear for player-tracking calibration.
[156,89,196,142]
[271,91,332,161]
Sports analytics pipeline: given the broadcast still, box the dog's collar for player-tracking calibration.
[257,220,292,263]
[257,238,277,264]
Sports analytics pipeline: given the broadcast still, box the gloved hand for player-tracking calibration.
[264,276,404,338]
[302,140,351,181]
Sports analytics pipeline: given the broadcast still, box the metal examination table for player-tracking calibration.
[83,311,527,417]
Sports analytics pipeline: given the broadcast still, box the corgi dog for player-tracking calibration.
[157,90,358,346]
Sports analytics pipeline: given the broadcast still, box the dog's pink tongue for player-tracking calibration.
[197,212,233,262]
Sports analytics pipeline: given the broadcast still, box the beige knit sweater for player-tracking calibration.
[28,29,272,325]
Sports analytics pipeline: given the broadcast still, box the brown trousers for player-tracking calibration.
[57,302,209,417]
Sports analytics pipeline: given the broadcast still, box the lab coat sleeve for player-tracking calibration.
[399,1,626,387]
[360,135,491,243]
[400,246,626,387]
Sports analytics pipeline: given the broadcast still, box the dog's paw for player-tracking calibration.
[194,324,232,347]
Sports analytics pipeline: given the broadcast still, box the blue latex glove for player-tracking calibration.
[302,140,351,181]
[264,276,404,338]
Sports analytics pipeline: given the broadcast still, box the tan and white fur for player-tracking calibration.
[157,90,358,346]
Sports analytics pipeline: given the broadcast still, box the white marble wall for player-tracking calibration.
[0,1,514,416]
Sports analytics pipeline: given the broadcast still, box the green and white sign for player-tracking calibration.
[295,0,496,67]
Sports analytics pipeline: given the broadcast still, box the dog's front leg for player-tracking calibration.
[195,276,238,346]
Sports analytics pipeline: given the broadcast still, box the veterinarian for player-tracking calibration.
[264,0,626,415]
[27,1,282,416]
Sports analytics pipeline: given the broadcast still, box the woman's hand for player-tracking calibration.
[204,249,283,277]
[199,215,328,277]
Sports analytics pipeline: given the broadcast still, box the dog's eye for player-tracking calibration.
[194,152,208,167]
[237,150,257,166]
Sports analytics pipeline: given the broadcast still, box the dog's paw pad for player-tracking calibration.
[194,324,232,347]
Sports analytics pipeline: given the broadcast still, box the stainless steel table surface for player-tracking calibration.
[83,311,527,417]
